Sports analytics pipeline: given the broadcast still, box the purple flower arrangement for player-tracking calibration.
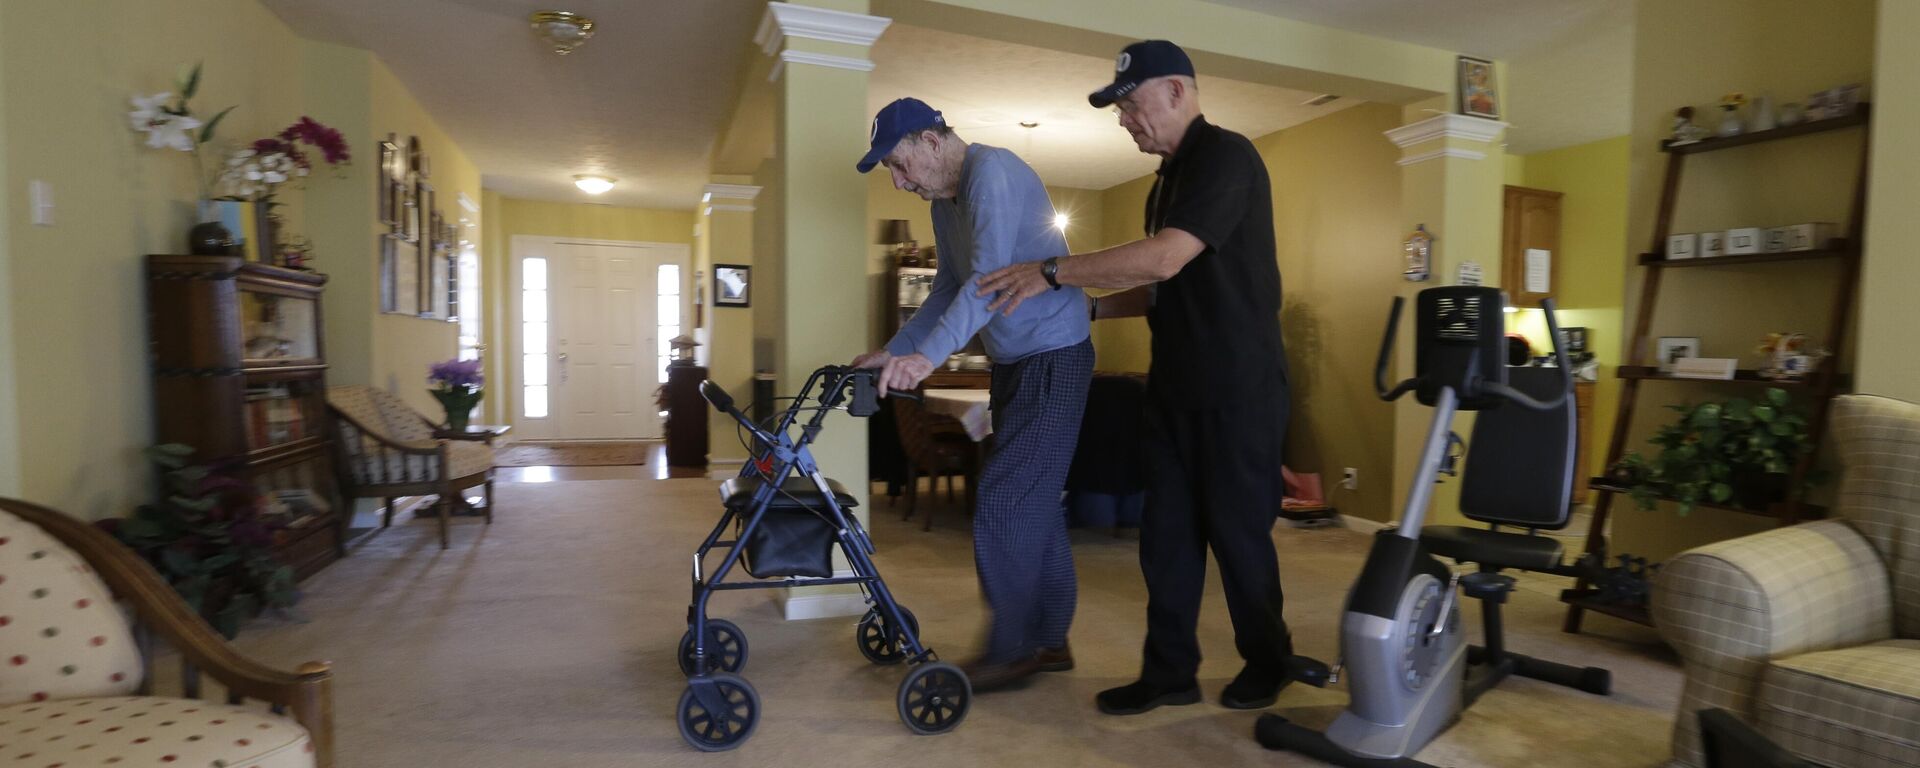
[429,358,485,431]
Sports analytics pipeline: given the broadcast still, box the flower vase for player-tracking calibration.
[188,201,236,255]
[444,407,470,434]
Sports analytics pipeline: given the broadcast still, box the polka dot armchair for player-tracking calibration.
[0,497,332,767]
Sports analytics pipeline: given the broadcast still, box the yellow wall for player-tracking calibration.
[1861,0,1920,402]
[366,59,478,419]
[1,0,310,517]
[1088,104,1407,521]
[0,0,485,518]
[1509,135,1632,489]
[1613,0,1875,561]
[486,196,696,426]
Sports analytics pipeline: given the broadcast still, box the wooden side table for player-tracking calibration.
[433,424,512,445]
[432,425,510,515]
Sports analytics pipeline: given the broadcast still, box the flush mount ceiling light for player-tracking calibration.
[574,174,615,194]
[530,10,595,55]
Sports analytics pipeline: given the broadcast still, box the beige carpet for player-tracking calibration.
[494,441,649,467]
[225,477,1683,767]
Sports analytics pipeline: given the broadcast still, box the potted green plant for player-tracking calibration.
[1608,388,1825,515]
[96,445,298,638]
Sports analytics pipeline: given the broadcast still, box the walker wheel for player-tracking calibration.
[677,673,759,751]
[897,661,970,735]
[679,618,749,676]
[857,606,920,665]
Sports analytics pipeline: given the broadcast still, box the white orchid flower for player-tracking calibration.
[128,92,173,131]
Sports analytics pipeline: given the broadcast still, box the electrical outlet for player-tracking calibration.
[1342,467,1358,490]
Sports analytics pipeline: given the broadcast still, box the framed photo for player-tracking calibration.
[714,264,751,308]
[1657,336,1701,373]
[379,235,397,313]
[377,137,399,227]
[392,238,420,316]
[1457,55,1499,119]
[417,183,436,316]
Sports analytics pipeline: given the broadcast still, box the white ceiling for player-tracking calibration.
[1197,0,1619,59]
[260,0,767,210]
[870,24,1355,191]
[262,0,1629,211]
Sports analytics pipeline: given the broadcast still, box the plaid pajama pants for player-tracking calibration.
[974,337,1094,663]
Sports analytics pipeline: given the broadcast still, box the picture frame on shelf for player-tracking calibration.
[714,264,751,308]
[1456,55,1499,119]
[1657,336,1701,373]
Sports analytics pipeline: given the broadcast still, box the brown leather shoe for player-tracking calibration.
[961,655,1043,692]
[1034,643,1075,672]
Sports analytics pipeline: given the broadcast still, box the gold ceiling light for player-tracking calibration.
[530,10,596,55]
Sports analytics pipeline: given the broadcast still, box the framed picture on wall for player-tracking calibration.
[1457,55,1499,119]
[714,264,751,308]
[393,238,420,316]
[417,184,436,317]
[379,235,397,313]
[377,137,399,227]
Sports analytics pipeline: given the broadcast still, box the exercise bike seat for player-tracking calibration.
[720,476,860,511]
[1420,526,1563,573]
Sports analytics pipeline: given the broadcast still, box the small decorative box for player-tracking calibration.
[1764,227,1791,253]
[1665,233,1698,260]
[1700,231,1725,258]
[1783,222,1839,251]
[1724,227,1765,255]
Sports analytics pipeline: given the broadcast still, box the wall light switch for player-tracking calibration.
[29,180,54,226]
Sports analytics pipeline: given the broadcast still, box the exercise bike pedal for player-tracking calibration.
[1286,655,1333,688]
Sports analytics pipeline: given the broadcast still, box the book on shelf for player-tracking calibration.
[244,387,309,450]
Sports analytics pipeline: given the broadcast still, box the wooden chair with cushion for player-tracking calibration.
[891,392,980,531]
[0,497,333,767]
[325,385,493,549]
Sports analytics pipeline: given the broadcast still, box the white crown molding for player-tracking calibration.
[767,49,875,82]
[707,203,757,214]
[703,183,762,201]
[755,2,891,56]
[1396,147,1490,166]
[1384,114,1509,148]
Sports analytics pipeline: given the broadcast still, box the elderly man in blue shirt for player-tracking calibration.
[853,97,1093,691]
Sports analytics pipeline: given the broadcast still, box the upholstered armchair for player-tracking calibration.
[0,497,332,767]
[1653,394,1920,768]
[325,385,494,548]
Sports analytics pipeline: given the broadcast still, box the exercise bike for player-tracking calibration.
[1257,286,1611,767]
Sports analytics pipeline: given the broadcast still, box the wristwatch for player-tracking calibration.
[1042,257,1062,290]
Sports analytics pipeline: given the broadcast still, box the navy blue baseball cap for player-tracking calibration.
[1089,40,1195,108]
[856,98,947,173]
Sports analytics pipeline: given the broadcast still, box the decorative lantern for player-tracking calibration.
[668,334,700,367]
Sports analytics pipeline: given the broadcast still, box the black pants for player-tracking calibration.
[1138,397,1292,687]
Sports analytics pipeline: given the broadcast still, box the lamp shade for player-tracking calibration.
[878,219,913,244]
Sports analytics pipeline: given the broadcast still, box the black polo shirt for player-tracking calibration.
[1144,115,1287,408]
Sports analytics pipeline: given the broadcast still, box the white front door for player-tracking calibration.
[516,238,687,440]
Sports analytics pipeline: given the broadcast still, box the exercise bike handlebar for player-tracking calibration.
[1481,297,1573,412]
[1374,297,1418,402]
[1370,294,1574,410]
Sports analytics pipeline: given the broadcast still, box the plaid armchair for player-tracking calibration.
[1653,394,1920,767]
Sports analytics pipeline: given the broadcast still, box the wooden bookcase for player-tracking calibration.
[147,255,342,580]
[1559,106,1870,631]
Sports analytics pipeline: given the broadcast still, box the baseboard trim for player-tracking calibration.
[775,570,868,620]
[1339,515,1393,534]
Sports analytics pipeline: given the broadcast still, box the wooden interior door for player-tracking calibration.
[1502,185,1563,308]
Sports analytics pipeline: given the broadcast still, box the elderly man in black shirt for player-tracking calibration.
[977,39,1294,716]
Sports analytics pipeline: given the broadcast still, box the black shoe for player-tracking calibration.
[1220,665,1290,710]
[1096,679,1201,715]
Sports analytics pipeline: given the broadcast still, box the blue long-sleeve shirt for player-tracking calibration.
[885,143,1089,365]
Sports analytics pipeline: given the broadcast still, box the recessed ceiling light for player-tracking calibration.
[574,174,615,194]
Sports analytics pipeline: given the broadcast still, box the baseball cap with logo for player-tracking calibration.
[856,97,947,173]
[1088,40,1196,108]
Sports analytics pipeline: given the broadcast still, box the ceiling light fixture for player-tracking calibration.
[530,10,596,55]
[1019,121,1040,129]
[1054,212,1070,231]
[574,174,616,194]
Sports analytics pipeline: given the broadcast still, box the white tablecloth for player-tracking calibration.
[921,389,992,442]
